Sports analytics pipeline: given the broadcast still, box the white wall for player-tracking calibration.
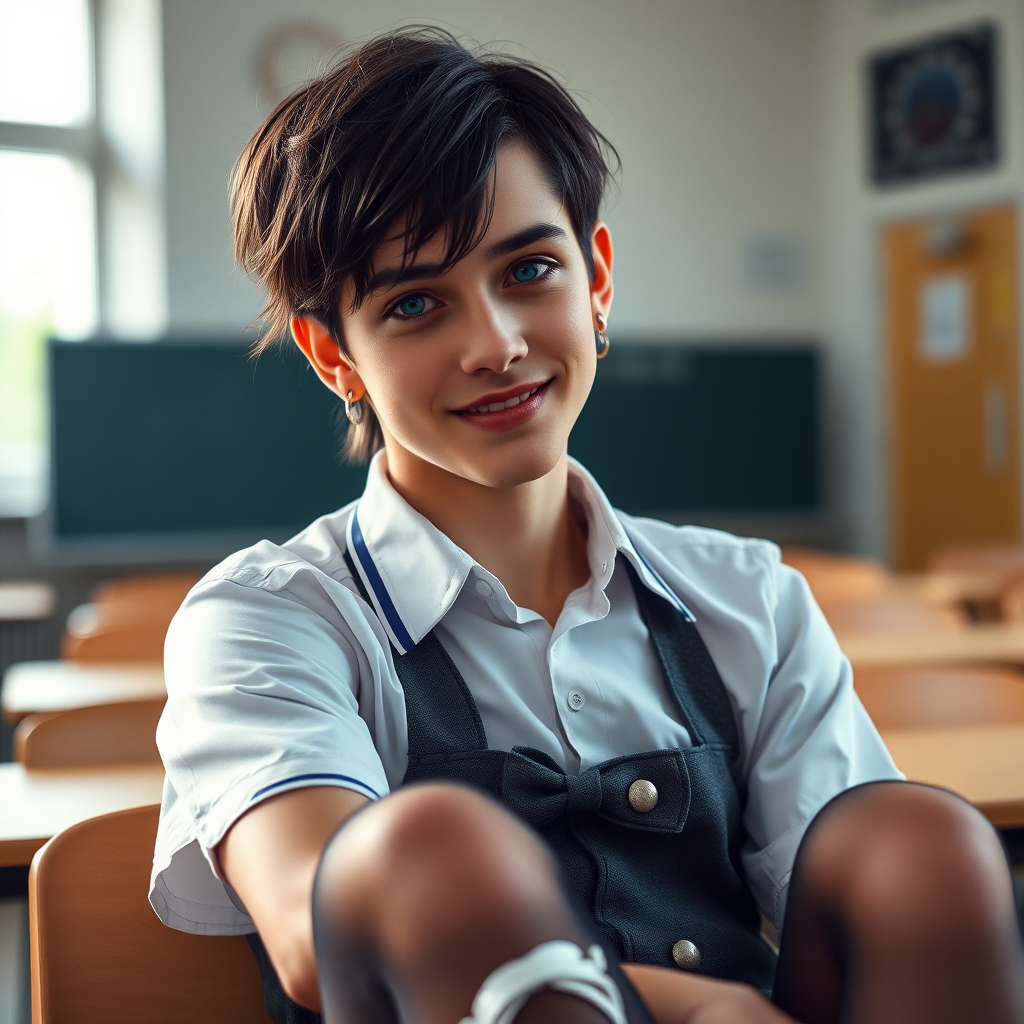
[161,0,824,341]
[819,0,1024,556]
[100,0,167,338]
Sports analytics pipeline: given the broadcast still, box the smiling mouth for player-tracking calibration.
[462,386,542,415]
[453,379,552,416]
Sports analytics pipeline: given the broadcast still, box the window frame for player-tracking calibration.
[0,0,102,517]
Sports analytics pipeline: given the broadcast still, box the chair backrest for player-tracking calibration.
[927,543,1024,576]
[820,595,966,634]
[997,576,1024,622]
[855,665,1024,731]
[62,571,201,663]
[13,699,165,769]
[781,546,891,606]
[30,803,272,1024]
[88,572,202,611]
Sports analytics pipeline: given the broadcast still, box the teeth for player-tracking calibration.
[466,387,540,415]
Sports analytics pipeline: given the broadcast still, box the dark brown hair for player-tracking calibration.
[232,26,617,462]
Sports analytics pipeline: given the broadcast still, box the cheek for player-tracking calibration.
[362,343,441,424]
[546,286,597,392]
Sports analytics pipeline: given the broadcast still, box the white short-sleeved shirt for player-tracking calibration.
[150,453,900,937]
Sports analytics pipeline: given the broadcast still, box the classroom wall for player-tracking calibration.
[161,0,825,340]
[818,0,1024,557]
[152,0,1024,556]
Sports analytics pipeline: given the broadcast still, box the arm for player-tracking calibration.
[740,555,901,930]
[218,785,370,1011]
[155,573,391,994]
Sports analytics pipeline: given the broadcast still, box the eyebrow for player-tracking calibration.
[367,222,569,294]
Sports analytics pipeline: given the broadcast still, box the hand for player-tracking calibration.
[622,964,797,1024]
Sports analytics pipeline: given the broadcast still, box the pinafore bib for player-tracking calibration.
[247,552,776,1023]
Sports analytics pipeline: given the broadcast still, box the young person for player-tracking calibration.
[150,28,1024,1024]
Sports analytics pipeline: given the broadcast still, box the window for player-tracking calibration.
[0,0,97,516]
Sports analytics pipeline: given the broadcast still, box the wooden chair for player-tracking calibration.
[30,803,272,1024]
[855,665,1024,731]
[927,543,1024,577]
[821,595,967,634]
[994,576,1024,623]
[781,547,891,606]
[13,699,165,769]
[62,572,201,663]
[927,544,1024,621]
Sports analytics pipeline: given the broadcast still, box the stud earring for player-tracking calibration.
[595,314,610,359]
[344,389,364,426]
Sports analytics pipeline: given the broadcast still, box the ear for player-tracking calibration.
[290,317,366,401]
[589,221,613,326]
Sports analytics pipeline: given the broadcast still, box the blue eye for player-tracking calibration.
[398,295,427,316]
[388,293,439,321]
[511,261,548,283]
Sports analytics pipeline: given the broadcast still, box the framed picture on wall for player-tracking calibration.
[869,23,997,187]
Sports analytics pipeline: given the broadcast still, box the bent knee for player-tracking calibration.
[316,784,552,919]
[807,781,998,861]
[331,783,539,872]
[313,784,563,960]
[797,782,1011,923]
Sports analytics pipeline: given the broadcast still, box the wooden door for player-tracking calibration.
[884,205,1020,570]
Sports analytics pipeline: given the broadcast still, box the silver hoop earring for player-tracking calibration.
[595,314,610,359]
[344,390,364,426]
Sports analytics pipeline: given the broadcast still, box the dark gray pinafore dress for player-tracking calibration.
[246,556,777,1024]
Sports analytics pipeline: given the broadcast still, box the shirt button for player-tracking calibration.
[628,779,659,813]
[566,689,586,712]
[474,579,493,597]
[671,940,701,971]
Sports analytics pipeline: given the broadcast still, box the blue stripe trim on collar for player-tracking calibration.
[629,543,697,623]
[252,772,381,801]
[351,509,417,653]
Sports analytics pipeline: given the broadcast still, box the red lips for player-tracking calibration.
[452,379,552,432]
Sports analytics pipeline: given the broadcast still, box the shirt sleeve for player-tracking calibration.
[739,553,902,933]
[150,569,392,934]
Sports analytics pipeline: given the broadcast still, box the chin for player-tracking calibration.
[459,438,566,490]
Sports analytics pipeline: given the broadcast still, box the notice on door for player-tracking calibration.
[920,275,971,362]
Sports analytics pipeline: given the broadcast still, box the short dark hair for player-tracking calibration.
[232,26,617,462]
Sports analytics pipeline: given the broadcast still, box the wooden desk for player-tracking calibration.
[0,582,55,621]
[0,762,164,867]
[837,623,1024,669]
[1,660,165,721]
[882,723,1024,828]
[889,570,1006,606]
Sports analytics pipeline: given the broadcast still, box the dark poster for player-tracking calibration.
[870,24,997,186]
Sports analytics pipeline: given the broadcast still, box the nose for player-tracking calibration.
[459,296,528,376]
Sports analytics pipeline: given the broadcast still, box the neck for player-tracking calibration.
[383,447,591,627]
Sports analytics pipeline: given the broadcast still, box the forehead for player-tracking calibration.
[373,141,570,271]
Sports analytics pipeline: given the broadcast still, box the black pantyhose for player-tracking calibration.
[772,781,1024,1024]
[309,782,1024,1024]
[312,785,653,1024]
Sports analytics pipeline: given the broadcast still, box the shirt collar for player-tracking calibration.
[566,459,696,624]
[346,452,693,655]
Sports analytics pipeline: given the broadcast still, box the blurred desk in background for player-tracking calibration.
[0,762,164,867]
[0,583,54,623]
[881,723,1024,828]
[838,623,1024,669]
[2,661,165,722]
[889,570,1007,607]
[0,582,57,762]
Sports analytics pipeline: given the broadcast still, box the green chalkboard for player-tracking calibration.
[46,339,818,562]
[49,340,366,551]
[569,344,818,514]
